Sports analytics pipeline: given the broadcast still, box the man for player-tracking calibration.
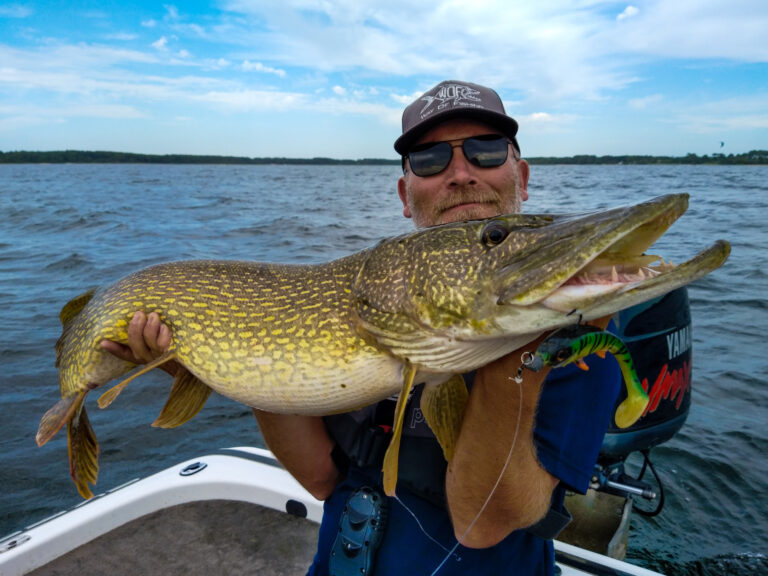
[103,80,622,575]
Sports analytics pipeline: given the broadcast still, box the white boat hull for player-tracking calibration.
[0,447,664,576]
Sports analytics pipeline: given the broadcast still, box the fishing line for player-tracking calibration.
[428,363,525,576]
[394,495,460,560]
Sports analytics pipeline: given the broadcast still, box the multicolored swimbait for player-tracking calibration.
[532,325,649,428]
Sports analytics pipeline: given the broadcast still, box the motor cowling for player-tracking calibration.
[601,287,692,458]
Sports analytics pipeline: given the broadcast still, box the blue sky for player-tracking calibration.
[1,1,766,159]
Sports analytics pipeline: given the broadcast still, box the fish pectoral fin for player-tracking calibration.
[420,374,468,462]
[68,403,99,499]
[97,351,178,409]
[382,362,417,497]
[36,391,86,447]
[152,368,213,428]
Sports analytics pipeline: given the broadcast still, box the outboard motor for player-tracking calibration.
[594,287,692,515]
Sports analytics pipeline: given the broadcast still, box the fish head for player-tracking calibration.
[354,193,730,369]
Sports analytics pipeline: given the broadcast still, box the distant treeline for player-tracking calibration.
[526,151,768,165]
[1,149,767,165]
[0,150,399,165]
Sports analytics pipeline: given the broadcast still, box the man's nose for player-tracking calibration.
[445,143,477,185]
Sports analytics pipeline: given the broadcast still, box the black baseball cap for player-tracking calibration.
[394,80,520,155]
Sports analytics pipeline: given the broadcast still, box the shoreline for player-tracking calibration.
[2,150,767,165]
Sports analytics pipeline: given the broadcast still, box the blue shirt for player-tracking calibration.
[309,345,622,576]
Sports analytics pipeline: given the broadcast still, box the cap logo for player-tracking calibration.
[419,83,482,117]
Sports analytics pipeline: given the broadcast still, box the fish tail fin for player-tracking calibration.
[37,391,87,447]
[68,402,99,499]
[152,367,212,428]
[97,351,178,409]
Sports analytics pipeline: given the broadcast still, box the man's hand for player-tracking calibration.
[100,311,179,376]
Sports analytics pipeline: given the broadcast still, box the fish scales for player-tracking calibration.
[38,194,731,499]
[57,257,403,414]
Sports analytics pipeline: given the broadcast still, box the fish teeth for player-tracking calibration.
[611,266,619,283]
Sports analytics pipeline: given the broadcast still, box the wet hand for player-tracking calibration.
[100,311,179,375]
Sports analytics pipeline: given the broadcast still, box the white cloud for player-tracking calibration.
[152,36,169,51]
[629,94,663,109]
[518,112,580,132]
[2,0,766,157]
[617,6,639,21]
[193,89,307,111]
[0,4,33,18]
[241,60,286,77]
[104,32,138,41]
[673,94,768,132]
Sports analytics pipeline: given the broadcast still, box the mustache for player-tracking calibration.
[435,190,501,213]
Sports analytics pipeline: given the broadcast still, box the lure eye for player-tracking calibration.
[556,349,570,363]
[481,222,509,247]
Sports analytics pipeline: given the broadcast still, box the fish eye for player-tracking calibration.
[481,222,509,246]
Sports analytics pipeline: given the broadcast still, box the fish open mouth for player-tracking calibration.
[541,254,678,311]
[496,194,730,314]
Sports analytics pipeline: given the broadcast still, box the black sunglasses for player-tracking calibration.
[405,134,515,177]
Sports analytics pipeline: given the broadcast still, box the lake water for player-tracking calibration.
[0,164,766,575]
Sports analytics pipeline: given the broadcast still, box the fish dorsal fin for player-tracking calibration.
[420,374,469,462]
[97,351,178,409]
[56,289,98,366]
[68,402,99,499]
[152,367,213,428]
[382,362,417,497]
[59,289,97,327]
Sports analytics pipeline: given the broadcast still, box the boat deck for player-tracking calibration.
[29,500,319,576]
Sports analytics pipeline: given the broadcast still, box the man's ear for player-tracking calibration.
[517,159,530,202]
[398,176,412,219]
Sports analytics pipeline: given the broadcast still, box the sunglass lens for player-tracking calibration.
[463,136,509,167]
[408,142,452,177]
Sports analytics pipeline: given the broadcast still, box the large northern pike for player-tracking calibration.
[37,194,729,498]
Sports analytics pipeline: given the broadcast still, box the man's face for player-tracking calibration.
[398,118,530,228]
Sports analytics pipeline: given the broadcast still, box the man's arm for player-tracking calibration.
[445,336,557,549]
[101,311,343,501]
[253,411,342,500]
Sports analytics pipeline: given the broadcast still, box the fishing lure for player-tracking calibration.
[530,325,650,428]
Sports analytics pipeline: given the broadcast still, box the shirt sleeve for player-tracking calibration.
[533,348,622,494]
